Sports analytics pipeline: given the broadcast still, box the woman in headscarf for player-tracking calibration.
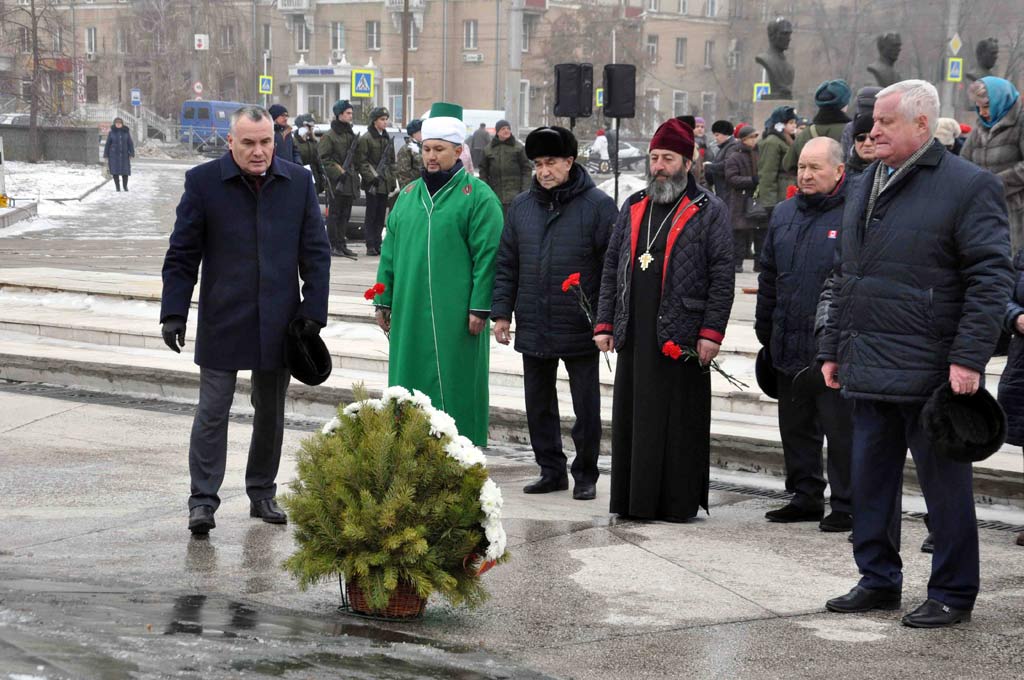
[103,117,134,192]
[961,77,1023,250]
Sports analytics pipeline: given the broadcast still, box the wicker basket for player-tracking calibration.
[345,579,427,619]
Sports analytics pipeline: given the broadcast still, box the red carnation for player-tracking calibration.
[364,282,386,300]
[561,272,581,293]
[661,341,683,360]
[786,185,799,199]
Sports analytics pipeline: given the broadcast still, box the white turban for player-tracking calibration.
[421,116,466,145]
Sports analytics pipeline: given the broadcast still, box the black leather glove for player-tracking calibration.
[291,318,322,338]
[161,317,186,353]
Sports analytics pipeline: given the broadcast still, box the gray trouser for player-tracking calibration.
[188,367,290,511]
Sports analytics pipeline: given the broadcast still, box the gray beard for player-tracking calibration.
[646,169,688,204]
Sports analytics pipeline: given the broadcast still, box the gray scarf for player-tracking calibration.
[864,139,934,228]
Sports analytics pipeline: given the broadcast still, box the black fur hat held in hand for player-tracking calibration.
[920,383,1006,463]
[285,320,333,386]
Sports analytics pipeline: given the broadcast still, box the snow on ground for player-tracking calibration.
[596,173,647,207]
[4,160,106,202]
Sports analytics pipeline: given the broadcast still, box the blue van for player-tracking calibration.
[179,100,249,147]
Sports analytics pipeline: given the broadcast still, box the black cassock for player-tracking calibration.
[609,199,711,521]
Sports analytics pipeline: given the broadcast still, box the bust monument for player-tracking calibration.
[966,37,999,82]
[867,33,903,88]
[755,18,794,100]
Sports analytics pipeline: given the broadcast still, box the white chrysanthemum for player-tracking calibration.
[381,385,412,402]
[365,398,385,411]
[483,522,507,561]
[408,389,433,410]
[321,416,342,434]
[479,478,503,516]
[428,409,459,439]
[342,402,362,417]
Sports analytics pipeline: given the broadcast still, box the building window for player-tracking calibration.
[407,21,420,50]
[703,39,714,68]
[52,27,62,53]
[262,23,271,52]
[678,0,688,13]
[18,27,30,54]
[219,24,234,51]
[647,0,659,11]
[366,20,380,51]
[701,91,717,118]
[675,37,687,66]
[464,20,478,50]
[86,27,97,54]
[673,90,689,117]
[331,22,345,52]
[294,16,310,52]
[706,0,718,17]
[522,14,537,52]
[646,34,658,63]
[519,79,529,128]
[116,28,127,54]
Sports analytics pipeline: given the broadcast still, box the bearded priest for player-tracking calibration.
[594,117,735,522]
[371,102,505,445]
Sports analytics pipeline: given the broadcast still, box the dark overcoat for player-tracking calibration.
[997,248,1024,445]
[818,140,1014,401]
[491,164,617,357]
[104,125,134,176]
[160,153,332,370]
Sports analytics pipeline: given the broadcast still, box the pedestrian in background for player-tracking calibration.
[844,114,876,177]
[961,77,1024,251]
[293,114,325,195]
[268,104,302,165]
[479,119,533,215]
[784,80,852,172]
[839,86,881,161]
[355,106,396,257]
[757,105,798,222]
[726,125,761,272]
[104,117,134,192]
[396,118,423,189]
[469,122,491,169]
[704,120,737,195]
[317,99,360,260]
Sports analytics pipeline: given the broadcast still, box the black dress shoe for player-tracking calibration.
[765,503,824,523]
[819,511,853,532]
[920,532,935,554]
[339,246,358,260]
[523,476,569,494]
[188,505,216,534]
[250,498,288,524]
[826,585,901,613]
[901,599,972,628]
[572,482,596,500]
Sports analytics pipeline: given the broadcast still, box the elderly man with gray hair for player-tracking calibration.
[755,137,853,533]
[818,80,1013,627]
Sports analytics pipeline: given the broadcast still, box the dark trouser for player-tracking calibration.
[850,399,979,610]
[188,367,290,511]
[522,353,601,485]
[776,371,853,513]
[733,229,752,266]
[752,226,767,265]
[364,192,388,252]
[113,175,128,190]
[327,193,353,250]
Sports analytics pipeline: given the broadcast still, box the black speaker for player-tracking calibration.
[553,63,593,118]
[603,64,636,119]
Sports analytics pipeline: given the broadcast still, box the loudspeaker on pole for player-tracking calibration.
[553,63,594,119]
[603,64,636,119]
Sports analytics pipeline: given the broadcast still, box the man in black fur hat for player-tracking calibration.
[492,126,618,500]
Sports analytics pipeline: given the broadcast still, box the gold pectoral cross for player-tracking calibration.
[638,251,654,271]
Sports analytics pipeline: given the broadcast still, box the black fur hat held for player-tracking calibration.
[921,383,1006,463]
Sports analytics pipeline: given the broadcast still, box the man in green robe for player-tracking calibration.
[372,102,504,445]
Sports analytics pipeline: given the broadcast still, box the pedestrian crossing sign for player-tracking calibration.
[258,75,273,95]
[596,88,604,108]
[946,57,964,83]
[352,69,374,99]
[753,82,771,102]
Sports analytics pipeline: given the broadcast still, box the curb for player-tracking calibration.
[48,177,111,203]
[0,202,38,229]
[0,350,1020,509]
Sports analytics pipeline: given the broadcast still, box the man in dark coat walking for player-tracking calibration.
[756,137,853,532]
[492,127,617,500]
[269,104,303,165]
[595,118,735,522]
[819,81,1013,628]
[160,105,331,535]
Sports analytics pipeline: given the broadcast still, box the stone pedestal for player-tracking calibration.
[752,99,799,131]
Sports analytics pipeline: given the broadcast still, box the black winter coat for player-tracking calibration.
[596,178,735,350]
[997,248,1024,445]
[104,124,134,176]
[726,145,759,230]
[818,140,1014,401]
[160,154,332,371]
[706,136,739,196]
[274,125,303,165]
[492,164,618,357]
[756,178,847,375]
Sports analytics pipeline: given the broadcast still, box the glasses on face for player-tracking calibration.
[855,134,870,143]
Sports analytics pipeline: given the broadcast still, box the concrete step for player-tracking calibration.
[0,330,1021,508]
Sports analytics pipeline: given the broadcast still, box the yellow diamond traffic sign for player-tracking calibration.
[949,33,962,56]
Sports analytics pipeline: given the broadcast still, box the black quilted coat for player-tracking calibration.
[595,178,735,350]
[818,140,1014,402]
[997,248,1024,445]
[755,178,847,375]
[491,164,618,357]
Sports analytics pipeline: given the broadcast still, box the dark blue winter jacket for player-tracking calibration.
[160,153,331,370]
[275,124,303,165]
[492,163,617,357]
[818,140,1014,401]
[997,248,1024,445]
[756,177,847,376]
[104,124,134,176]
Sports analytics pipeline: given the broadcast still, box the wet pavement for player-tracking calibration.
[2,387,1024,679]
